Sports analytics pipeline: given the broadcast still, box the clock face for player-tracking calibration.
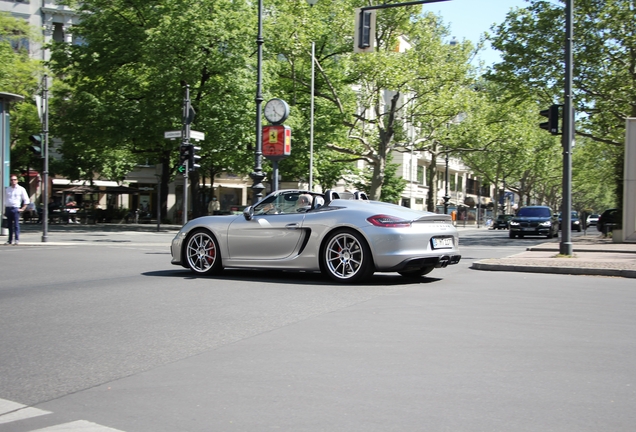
[264,98,289,124]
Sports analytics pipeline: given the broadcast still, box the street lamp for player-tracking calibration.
[443,151,450,214]
[250,0,266,204]
[306,0,318,191]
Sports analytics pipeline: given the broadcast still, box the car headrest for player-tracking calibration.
[323,190,340,205]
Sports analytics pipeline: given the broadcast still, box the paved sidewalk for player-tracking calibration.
[1,223,181,246]
[472,235,636,278]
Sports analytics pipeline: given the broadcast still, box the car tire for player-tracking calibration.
[399,266,435,278]
[321,229,374,283]
[509,231,516,239]
[184,229,223,275]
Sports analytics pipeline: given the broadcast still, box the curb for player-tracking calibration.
[471,261,636,278]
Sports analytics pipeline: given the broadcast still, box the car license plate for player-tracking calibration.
[432,237,453,249]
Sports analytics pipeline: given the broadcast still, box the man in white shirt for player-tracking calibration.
[4,175,30,245]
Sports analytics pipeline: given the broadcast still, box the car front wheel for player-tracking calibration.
[321,229,374,283]
[184,229,223,275]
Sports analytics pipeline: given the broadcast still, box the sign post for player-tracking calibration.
[262,125,292,192]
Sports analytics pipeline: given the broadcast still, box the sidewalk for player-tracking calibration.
[472,234,636,278]
[1,223,181,246]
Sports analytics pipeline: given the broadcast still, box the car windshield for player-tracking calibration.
[517,207,550,218]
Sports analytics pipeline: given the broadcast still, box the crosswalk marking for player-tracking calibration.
[0,399,125,431]
[0,398,51,424]
[31,420,126,431]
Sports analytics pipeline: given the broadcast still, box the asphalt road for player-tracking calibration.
[1,228,634,432]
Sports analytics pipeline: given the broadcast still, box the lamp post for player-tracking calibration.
[41,75,49,242]
[443,151,450,214]
[250,0,266,204]
[306,0,318,191]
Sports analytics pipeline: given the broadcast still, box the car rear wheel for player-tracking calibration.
[321,229,374,283]
[184,229,223,275]
[399,266,435,278]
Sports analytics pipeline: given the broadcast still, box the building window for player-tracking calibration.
[417,165,424,185]
[53,23,64,43]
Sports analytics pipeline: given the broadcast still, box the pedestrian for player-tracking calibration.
[208,196,220,215]
[4,175,30,245]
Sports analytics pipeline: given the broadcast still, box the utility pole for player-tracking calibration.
[182,84,192,225]
[41,75,49,242]
[560,0,574,256]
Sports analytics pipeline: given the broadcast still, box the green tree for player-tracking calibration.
[450,82,563,212]
[264,2,476,202]
[486,0,636,205]
[0,12,44,180]
[50,0,257,218]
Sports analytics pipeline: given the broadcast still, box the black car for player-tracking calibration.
[493,214,513,229]
[509,206,559,239]
[558,210,582,232]
[597,208,622,233]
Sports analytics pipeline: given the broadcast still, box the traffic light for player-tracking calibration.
[29,134,42,156]
[177,144,190,174]
[539,104,561,135]
[189,145,201,172]
[354,9,375,53]
[358,10,372,48]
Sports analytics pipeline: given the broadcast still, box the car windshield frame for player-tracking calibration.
[517,207,551,218]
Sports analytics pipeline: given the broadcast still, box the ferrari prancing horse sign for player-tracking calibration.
[262,125,291,160]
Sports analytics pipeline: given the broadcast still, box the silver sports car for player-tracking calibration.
[171,189,461,283]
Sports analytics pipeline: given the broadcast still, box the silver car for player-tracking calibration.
[171,190,461,283]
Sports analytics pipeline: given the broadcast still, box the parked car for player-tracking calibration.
[597,208,622,233]
[558,211,582,232]
[586,213,599,228]
[509,206,559,239]
[493,214,513,230]
[171,189,461,283]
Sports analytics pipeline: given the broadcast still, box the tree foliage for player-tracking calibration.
[264,1,476,203]
[49,0,257,216]
[0,12,44,178]
[486,0,636,206]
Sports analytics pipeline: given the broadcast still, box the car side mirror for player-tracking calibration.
[243,206,254,221]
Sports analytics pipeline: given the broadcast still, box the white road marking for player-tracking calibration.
[0,398,50,424]
[31,420,126,431]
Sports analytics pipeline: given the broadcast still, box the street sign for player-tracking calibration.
[263,125,291,161]
[190,130,204,141]
[163,130,205,141]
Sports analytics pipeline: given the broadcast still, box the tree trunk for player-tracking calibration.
[426,150,439,212]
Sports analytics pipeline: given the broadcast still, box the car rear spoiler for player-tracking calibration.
[414,214,453,222]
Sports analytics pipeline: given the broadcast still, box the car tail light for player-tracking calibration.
[366,214,411,227]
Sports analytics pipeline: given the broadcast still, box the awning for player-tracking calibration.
[57,185,96,194]
[52,179,120,187]
[56,184,139,195]
[97,185,139,195]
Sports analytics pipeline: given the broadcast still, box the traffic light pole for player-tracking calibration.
[41,75,49,243]
[560,0,574,256]
[182,85,191,225]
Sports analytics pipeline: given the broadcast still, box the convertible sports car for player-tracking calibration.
[171,189,461,283]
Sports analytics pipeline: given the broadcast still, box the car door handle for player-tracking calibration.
[285,223,299,229]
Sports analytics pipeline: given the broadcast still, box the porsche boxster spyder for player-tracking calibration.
[171,189,461,283]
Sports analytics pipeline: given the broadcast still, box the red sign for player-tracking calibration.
[263,125,291,160]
